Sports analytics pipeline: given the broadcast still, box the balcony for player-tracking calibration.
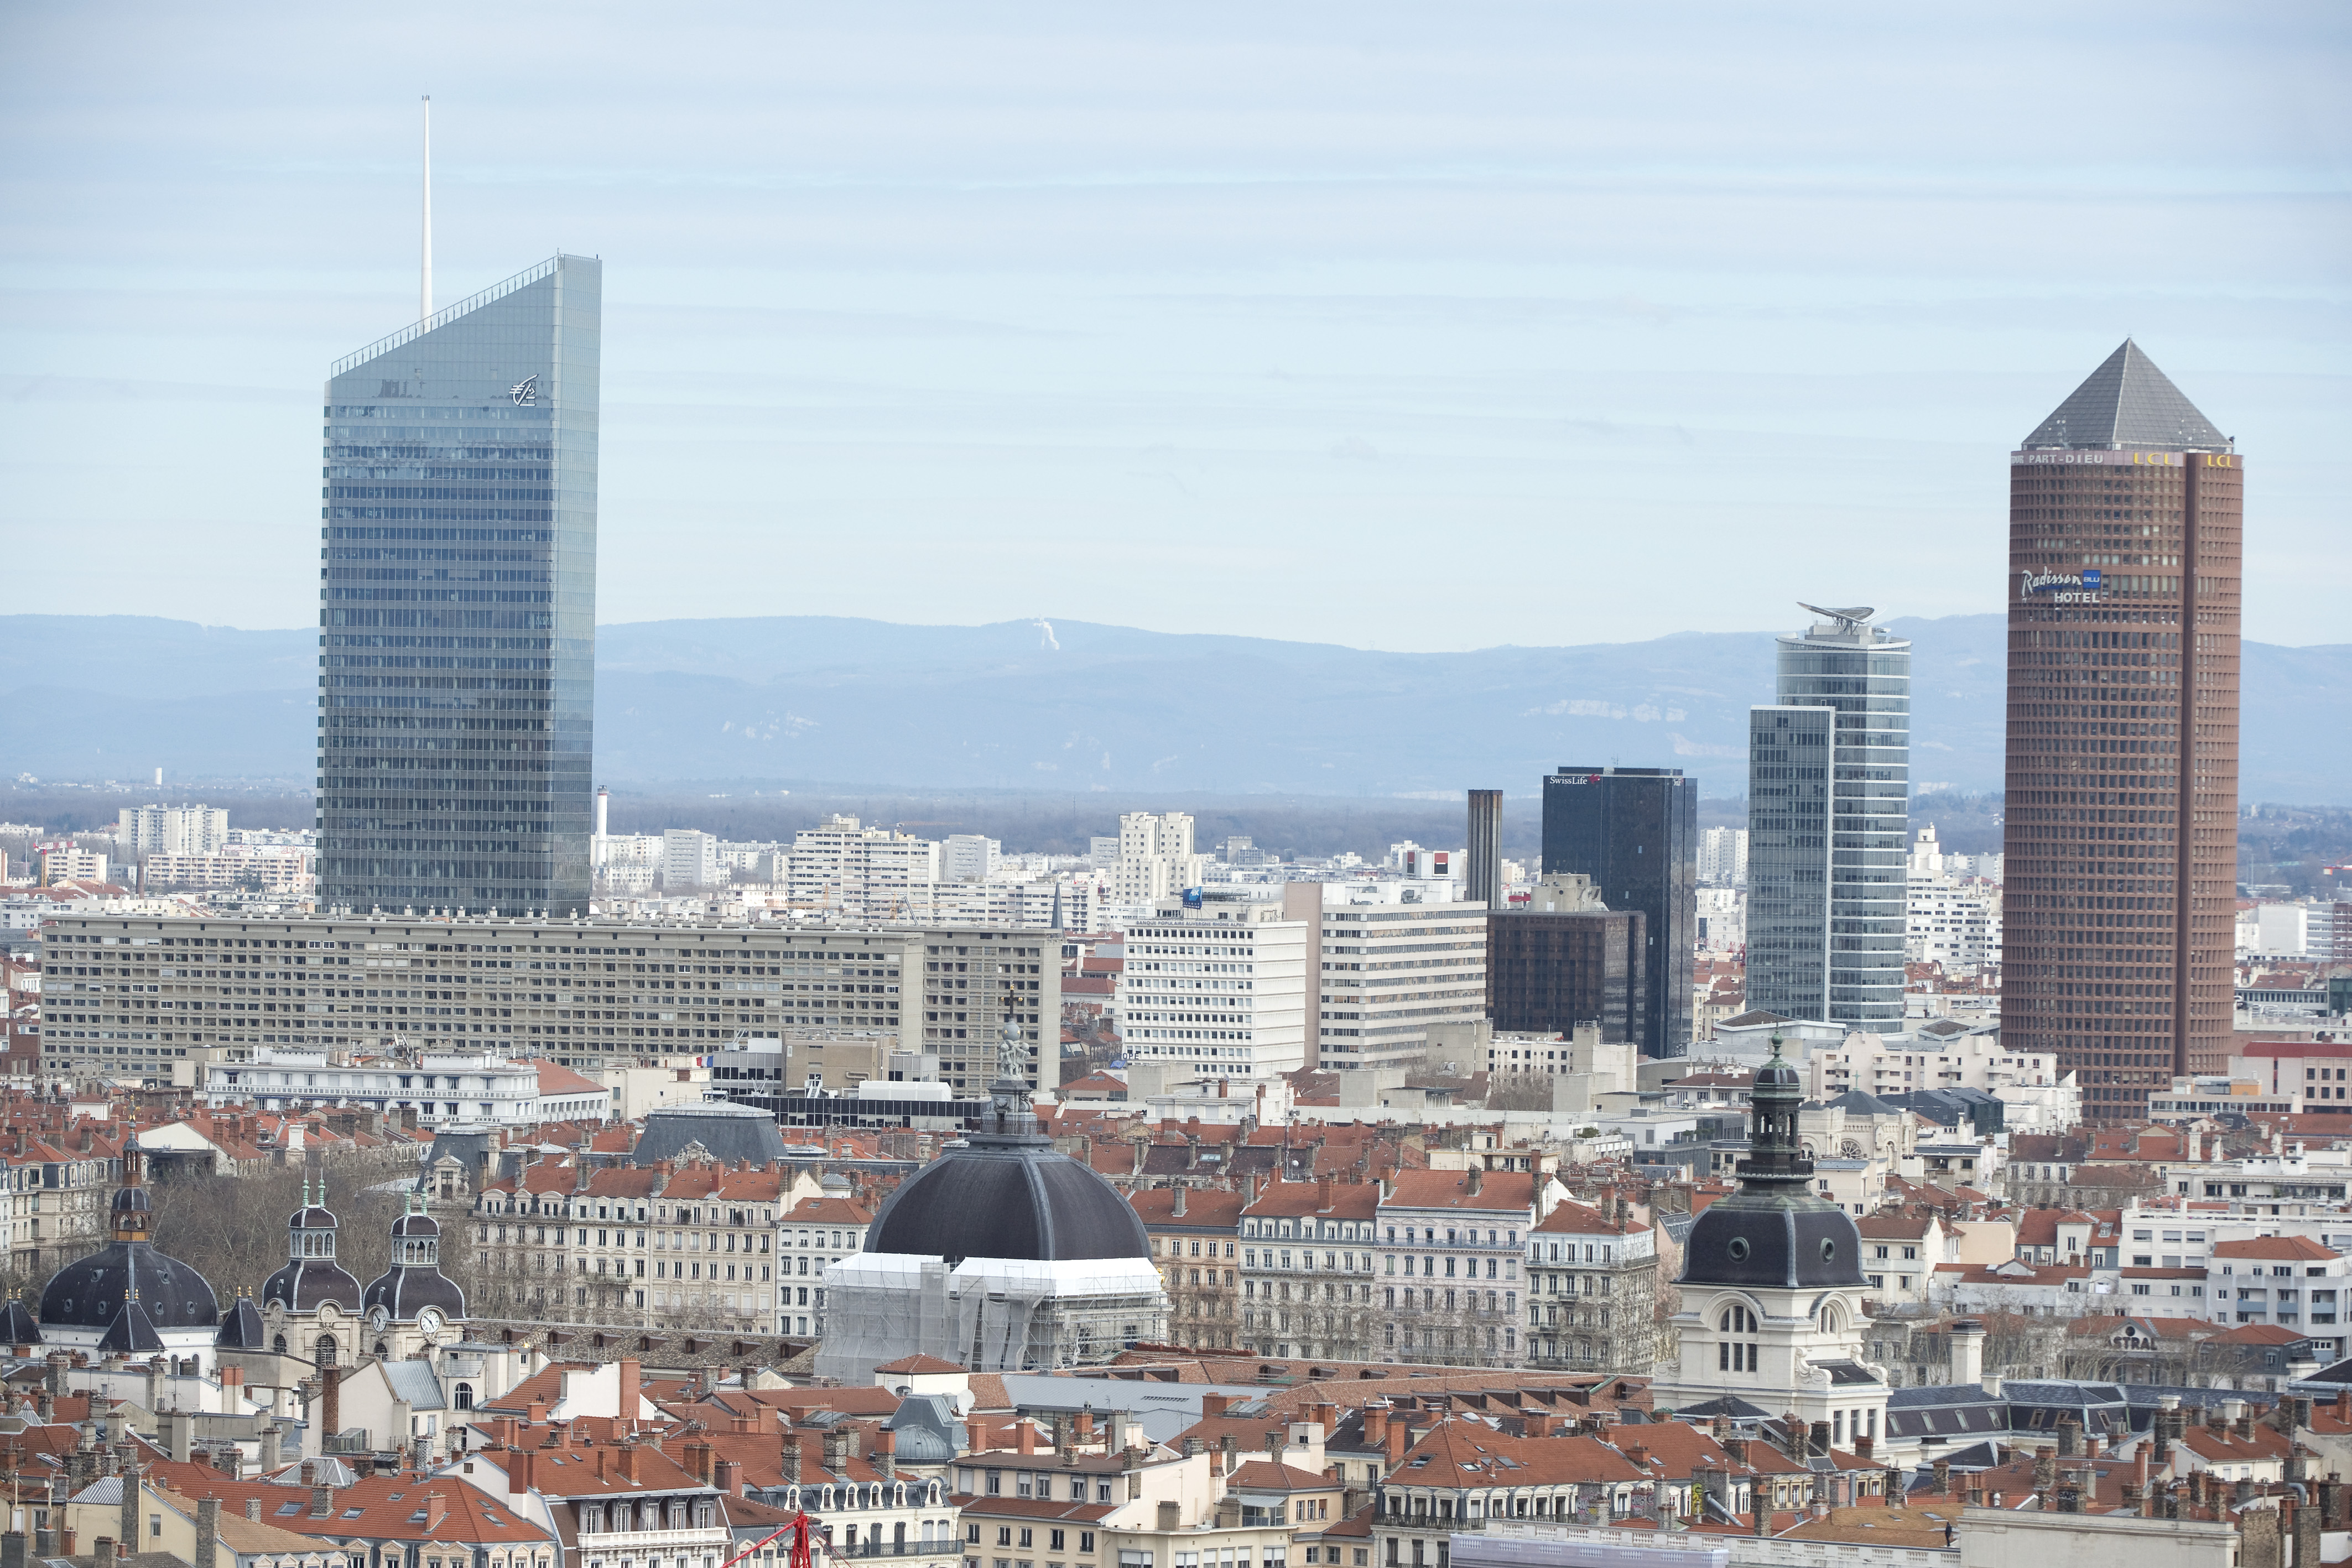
[580,1528,731,1553]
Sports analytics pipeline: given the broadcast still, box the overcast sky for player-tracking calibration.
[4,2,2345,651]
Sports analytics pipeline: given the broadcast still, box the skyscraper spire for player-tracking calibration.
[2020,339,2228,451]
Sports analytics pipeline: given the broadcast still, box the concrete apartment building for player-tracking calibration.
[38,845,108,885]
[1697,825,1747,886]
[1808,1025,2079,1131]
[37,911,1059,1097]
[117,804,230,857]
[1905,827,2002,975]
[1377,1166,1537,1368]
[661,829,720,890]
[784,815,944,920]
[1109,812,1207,908]
[1116,894,1309,1080]
[1237,1176,1382,1361]
[200,1045,606,1125]
[941,834,1003,882]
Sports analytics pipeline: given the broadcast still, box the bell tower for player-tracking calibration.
[1651,1035,1891,1450]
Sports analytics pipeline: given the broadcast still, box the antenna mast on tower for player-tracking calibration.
[420,95,433,322]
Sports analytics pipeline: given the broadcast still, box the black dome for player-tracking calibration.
[866,1142,1148,1264]
[112,1188,152,1215]
[1677,1031,1864,1290]
[39,1239,219,1332]
[262,1258,363,1314]
[361,1265,465,1321]
[1678,1189,1867,1290]
[360,1194,464,1322]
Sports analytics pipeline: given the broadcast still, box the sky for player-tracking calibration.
[3,2,2346,652]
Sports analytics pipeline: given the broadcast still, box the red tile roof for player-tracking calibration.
[1382,1169,1536,1213]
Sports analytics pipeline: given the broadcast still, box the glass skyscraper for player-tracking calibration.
[317,255,600,915]
[1539,765,1696,1058]
[1746,607,1910,1033]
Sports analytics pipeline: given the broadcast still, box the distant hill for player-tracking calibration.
[3,613,2345,804]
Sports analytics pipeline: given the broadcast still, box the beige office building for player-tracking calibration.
[1303,897,1489,1072]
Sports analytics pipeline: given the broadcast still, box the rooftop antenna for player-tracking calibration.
[420,95,433,323]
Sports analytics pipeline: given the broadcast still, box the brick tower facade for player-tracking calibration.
[2000,341,2240,1121]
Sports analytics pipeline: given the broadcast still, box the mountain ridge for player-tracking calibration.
[3,613,2344,803]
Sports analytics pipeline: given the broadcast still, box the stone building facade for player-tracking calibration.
[1522,1199,1658,1377]
[1130,1184,1245,1351]
[1375,1168,1537,1368]
[1238,1177,1381,1361]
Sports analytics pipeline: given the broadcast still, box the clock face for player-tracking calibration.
[366,1305,390,1332]
[418,1307,445,1334]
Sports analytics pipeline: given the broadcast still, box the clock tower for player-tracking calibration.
[359,1192,467,1361]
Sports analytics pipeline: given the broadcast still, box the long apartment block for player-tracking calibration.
[38,912,1060,1095]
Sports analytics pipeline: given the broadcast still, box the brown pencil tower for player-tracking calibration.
[2001,341,2240,1121]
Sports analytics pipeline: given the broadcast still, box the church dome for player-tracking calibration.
[261,1181,363,1315]
[1678,1191,1866,1290]
[866,1140,1148,1264]
[868,1014,1144,1265]
[1678,1032,1865,1291]
[41,1160,216,1336]
[360,1194,465,1322]
[39,1227,218,1332]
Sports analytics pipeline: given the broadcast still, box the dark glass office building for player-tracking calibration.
[318,255,600,915]
[1746,608,1911,1033]
[1539,766,1695,1056]
[2000,342,2239,1117]
[1486,907,1647,1046]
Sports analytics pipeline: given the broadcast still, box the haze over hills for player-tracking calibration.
[4,612,2346,805]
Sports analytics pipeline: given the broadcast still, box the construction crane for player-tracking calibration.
[718,1512,836,1568]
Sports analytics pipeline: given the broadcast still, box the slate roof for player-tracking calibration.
[628,1102,790,1167]
[1820,1090,1905,1117]
[213,1296,267,1351]
[381,1359,446,1411]
[2021,340,2228,452]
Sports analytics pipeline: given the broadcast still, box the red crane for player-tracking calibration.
[718,1513,836,1568]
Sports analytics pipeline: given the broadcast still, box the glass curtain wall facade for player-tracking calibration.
[317,255,600,915]
[1539,767,1695,1057]
[1746,611,1910,1033]
[1999,341,2239,1117]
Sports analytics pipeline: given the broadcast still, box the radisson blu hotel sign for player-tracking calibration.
[2022,566,2103,603]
